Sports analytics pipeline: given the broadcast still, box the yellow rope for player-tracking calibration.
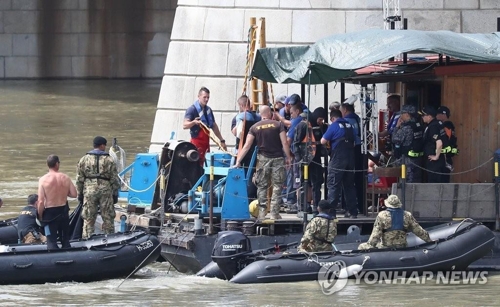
[199,121,236,157]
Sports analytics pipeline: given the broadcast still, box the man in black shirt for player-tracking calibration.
[18,194,47,244]
[421,106,447,183]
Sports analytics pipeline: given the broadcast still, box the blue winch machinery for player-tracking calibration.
[118,153,159,207]
[187,152,254,220]
[117,139,256,221]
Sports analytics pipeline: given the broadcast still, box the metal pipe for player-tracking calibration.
[495,149,500,230]
[324,83,328,111]
[209,155,214,234]
[401,164,406,210]
[303,164,309,230]
[194,217,203,235]
[340,82,345,102]
[403,18,408,64]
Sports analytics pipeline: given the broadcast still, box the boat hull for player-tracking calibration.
[229,222,495,284]
[0,231,161,285]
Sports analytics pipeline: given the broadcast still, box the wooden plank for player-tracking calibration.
[490,78,500,168]
[462,77,475,183]
[478,78,491,182]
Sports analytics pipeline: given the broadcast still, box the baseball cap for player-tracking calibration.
[285,94,301,105]
[93,136,107,147]
[401,104,416,114]
[420,106,437,117]
[275,94,287,104]
[437,106,450,118]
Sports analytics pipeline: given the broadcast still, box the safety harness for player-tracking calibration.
[84,151,111,181]
[312,213,335,244]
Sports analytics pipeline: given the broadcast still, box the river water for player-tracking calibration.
[0,80,497,306]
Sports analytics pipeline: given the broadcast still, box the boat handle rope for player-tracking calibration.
[55,260,74,265]
[13,263,33,269]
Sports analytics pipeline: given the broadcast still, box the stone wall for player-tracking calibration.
[151,0,500,152]
[0,0,177,79]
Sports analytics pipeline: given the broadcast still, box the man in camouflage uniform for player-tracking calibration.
[358,195,432,250]
[391,104,424,183]
[76,136,120,239]
[298,200,337,252]
[235,106,292,220]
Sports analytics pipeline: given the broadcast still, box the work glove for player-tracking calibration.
[113,193,118,204]
[78,194,84,203]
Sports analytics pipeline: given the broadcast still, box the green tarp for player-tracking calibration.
[251,29,500,84]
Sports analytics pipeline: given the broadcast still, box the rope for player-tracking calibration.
[199,121,236,157]
[118,172,161,193]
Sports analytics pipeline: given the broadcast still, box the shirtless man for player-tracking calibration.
[38,154,77,249]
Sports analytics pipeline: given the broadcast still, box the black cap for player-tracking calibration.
[437,106,450,118]
[28,194,38,205]
[421,106,437,117]
[318,200,334,210]
[93,136,107,147]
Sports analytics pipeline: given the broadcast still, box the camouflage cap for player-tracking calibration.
[401,104,416,115]
[384,195,402,208]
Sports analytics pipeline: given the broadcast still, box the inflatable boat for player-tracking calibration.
[0,230,160,285]
[0,201,84,244]
[197,220,495,284]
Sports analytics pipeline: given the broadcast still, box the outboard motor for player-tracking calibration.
[211,231,251,279]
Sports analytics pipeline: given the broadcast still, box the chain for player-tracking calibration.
[408,157,493,176]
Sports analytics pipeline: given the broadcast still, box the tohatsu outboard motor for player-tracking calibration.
[211,231,252,280]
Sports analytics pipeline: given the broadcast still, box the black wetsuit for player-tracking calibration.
[42,204,70,249]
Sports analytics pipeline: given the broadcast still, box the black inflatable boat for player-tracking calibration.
[197,220,495,284]
[0,201,85,244]
[0,230,160,284]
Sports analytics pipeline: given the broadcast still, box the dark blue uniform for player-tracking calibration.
[323,118,358,217]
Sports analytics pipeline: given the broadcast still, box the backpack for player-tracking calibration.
[293,120,317,164]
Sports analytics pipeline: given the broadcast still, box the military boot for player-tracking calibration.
[258,207,267,220]
[270,204,282,220]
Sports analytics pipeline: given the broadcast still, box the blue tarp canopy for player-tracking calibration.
[251,29,500,84]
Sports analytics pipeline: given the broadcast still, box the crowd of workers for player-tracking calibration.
[183,86,458,252]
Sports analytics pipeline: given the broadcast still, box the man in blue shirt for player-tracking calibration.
[340,103,363,215]
[284,103,304,211]
[379,94,401,155]
[321,109,358,219]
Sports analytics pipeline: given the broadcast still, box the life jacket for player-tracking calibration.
[236,111,260,148]
[293,119,317,164]
[382,208,405,232]
[189,101,214,138]
[312,213,335,244]
[330,121,355,152]
[84,150,111,181]
[443,121,458,156]
[400,121,424,158]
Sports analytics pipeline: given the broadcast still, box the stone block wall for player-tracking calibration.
[0,0,177,79]
[151,0,500,152]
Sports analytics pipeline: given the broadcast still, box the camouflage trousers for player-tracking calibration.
[22,232,47,244]
[254,154,286,215]
[81,189,116,239]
